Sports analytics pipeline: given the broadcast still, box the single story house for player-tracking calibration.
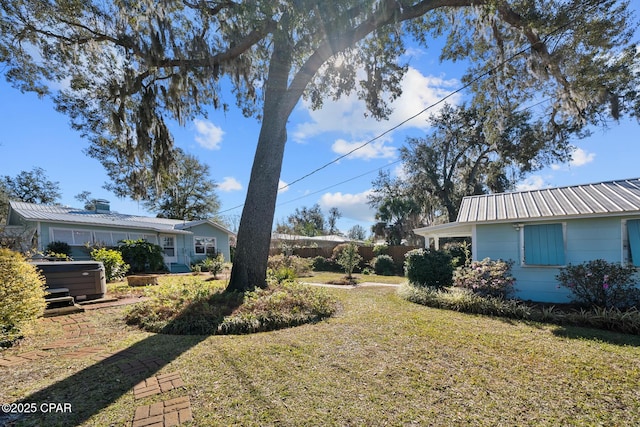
[414,178,640,303]
[6,200,235,273]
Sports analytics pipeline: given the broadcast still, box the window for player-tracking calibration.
[162,236,175,257]
[194,236,217,256]
[51,228,73,245]
[126,233,157,244]
[523,223,565,266]
[112,232,128,244]
[51,228,92,246]
[94,231,115,246]
[627,219,640,267]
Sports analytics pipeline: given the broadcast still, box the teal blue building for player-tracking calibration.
[415,178,640,303]
[7,200,234,273]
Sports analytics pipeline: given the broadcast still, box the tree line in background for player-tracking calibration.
[0,149,222,224]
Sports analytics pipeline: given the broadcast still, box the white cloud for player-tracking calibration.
[292,67,460,142]
[278,179,289,194]
[318,190,376,223]
[218,176,242,192]
[569,148,595,167]
[194,119,224,150]
[393,164,409,181]
[331,138,396,160]
[551,147,595,170]
[516,176,548,191]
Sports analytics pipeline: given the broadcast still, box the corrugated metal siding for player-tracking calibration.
[457,178,640,223]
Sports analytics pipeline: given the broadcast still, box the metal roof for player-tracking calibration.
[8,201,233,235]
[456,178,640,223]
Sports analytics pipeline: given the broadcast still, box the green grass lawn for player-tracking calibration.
[2,283,640,426]
[306,271,406,285]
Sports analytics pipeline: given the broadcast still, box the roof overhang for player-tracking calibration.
[414,222,473,239]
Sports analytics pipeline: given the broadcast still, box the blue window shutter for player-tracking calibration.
[628,220,640,267]
[524,224,565,265]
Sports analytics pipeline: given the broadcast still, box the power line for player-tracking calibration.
[218,4,590,215]
[276,159,403,207]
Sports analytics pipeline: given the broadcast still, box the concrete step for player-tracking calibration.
[44,304,85,317]
[45,296,75,308]
[169,263,191,274]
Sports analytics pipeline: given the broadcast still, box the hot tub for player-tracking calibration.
[32,261,106,301]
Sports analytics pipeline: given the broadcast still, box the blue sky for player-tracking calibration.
[1,19,639,235]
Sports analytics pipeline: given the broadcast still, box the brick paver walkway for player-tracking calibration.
[118,356,166,376]
[134,372,185,399]
[0,350,49,367]
[132,396,193,427]
[62,346,107,359]
[2,299,194,425]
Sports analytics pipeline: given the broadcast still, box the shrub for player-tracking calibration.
[453,258,516,299]
[118,239,165,273]
[45,241,72,258]
[268,254,312,277]
[371,254,396,276]
[373,243,389,256]
[442,241,471,268]
[90,247,129,282]
[335,242,363,279]
[44,251,73,261]
[197,253,225,278]
[0,248,47,346]
[124,279,337,335]
[556,259,640,309]
[268,266,296,284]
[312,256,339,272]
[404,248,453,289]
[398,284,531,319]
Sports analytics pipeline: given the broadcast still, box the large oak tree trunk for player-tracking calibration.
[226,109,287,292]
[226,36,295,292]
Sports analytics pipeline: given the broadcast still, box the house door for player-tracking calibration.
[160,235,177,264]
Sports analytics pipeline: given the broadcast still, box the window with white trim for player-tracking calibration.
[194,236,217,256]
[162,236,176,257]
[523,223,565,266]
[51,228,93,246]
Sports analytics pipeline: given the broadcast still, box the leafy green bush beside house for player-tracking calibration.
[0,248,47,346]
[404,248,453,288]
[90,247,129,282]
[118,239,165,273]
[45,241,72,259]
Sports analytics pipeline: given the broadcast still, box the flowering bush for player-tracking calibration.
[453,258,515,299]
[556,259,640,309]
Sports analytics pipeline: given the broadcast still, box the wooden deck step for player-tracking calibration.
[46,287,70,295]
